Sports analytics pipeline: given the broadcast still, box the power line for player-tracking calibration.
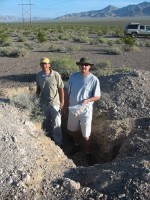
[18,0,33,31]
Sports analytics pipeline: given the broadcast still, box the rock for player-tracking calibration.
[63,178,80,190]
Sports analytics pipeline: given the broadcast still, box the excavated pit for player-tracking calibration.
[0,85,123,167]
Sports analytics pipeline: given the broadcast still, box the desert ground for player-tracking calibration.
[0,22,150,199]
[0,36,150,88]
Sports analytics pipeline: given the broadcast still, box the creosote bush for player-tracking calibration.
[0,46,28,57]
[121,36,136,46]
[49,44,80,53]
[10,92,45,123]
[49,45,67,53]
[107,40,114,46]
[72,36,90,43]
[51,56,78,79]
[0,34,11,47]
[37,31,47,43]
[68,44,81,52]
[123,45,140,52]
[114,66,132,73]
[17,37,26,42]
[105,47,122,55]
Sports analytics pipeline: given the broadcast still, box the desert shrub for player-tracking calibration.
[0,47,28,57]
[105,47,122,55]
[37,31,47,43]
[145,41,150,47]
[0,34,11,47]
[57,47,67,53]
[72,36,80,42]
[90,39,100,45]
[115,29,123,37]
[48,35,59,41]
[130,45,140,52]
[97,60,111,69]
[115,38,123,44]
[92,60,111,77]
[79,36,90,43]
[121,36,136,46]
[0,33,8,40]
[97,37,106,43]
[107,40,114,46]
[114,67,132,73]
[122,45,140,52]
[29,33,37,41]
[51,56,78,79]
[122,46,130,52]
[58,34,70,41]
[94,65,132,77]
[17,37,26,42]
[23,42,36,50]
[23,31,31,37]
[68,44,81,52]
[49,45,67,53]
[49,44,57,52]
[10,93,45,122]
[136,41,144,47]
[0,39,12,47]
[49,44,80,53]
[72,36,89,43]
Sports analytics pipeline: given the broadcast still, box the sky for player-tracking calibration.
[0,0,149,19]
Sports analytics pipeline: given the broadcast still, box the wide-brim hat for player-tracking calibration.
[76,57,94,66]
[40,57,50,64]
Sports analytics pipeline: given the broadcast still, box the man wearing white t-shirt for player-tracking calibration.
[65,57,101,163]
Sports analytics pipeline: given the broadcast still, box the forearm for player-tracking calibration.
[87,96,100,103]
[82,96,100,105]
[58,88,64,108]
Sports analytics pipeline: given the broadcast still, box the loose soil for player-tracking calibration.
[0,36,150,199]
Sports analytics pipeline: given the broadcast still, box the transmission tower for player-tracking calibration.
[19,0,33,31]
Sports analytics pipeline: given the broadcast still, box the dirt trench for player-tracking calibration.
[0,85,123,167]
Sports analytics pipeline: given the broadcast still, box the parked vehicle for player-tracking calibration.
[124,22,150,38]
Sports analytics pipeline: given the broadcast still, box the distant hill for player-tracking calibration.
[0,1,150,22]
[0,15,21,22]
[56,2,150,19]
[0,16,52,23]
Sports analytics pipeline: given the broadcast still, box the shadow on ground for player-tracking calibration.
[0,74,36,83]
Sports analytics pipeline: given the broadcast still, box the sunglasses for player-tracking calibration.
[79,63,89,67]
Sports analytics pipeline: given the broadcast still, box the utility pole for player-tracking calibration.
[19,0,33,31]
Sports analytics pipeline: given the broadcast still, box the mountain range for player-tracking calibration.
[0,1,150,22]
[57,1,150,19]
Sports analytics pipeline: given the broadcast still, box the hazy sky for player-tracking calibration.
[0,0,149,18]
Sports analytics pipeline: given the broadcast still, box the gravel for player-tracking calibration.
[0,38,150,199]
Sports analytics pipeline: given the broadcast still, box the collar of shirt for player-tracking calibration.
[42,69,54,77]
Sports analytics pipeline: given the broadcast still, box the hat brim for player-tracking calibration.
[76,62,94,66]
[40,62,50,64]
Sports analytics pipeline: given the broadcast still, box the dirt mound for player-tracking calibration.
[0,103,76,199]
[0,69,150,199]
[92,70,150,162]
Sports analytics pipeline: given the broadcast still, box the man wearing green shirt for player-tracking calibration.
[36,57,64,147]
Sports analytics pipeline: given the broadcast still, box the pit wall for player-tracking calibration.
[1,86,135,164]
[91,112,135,162]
